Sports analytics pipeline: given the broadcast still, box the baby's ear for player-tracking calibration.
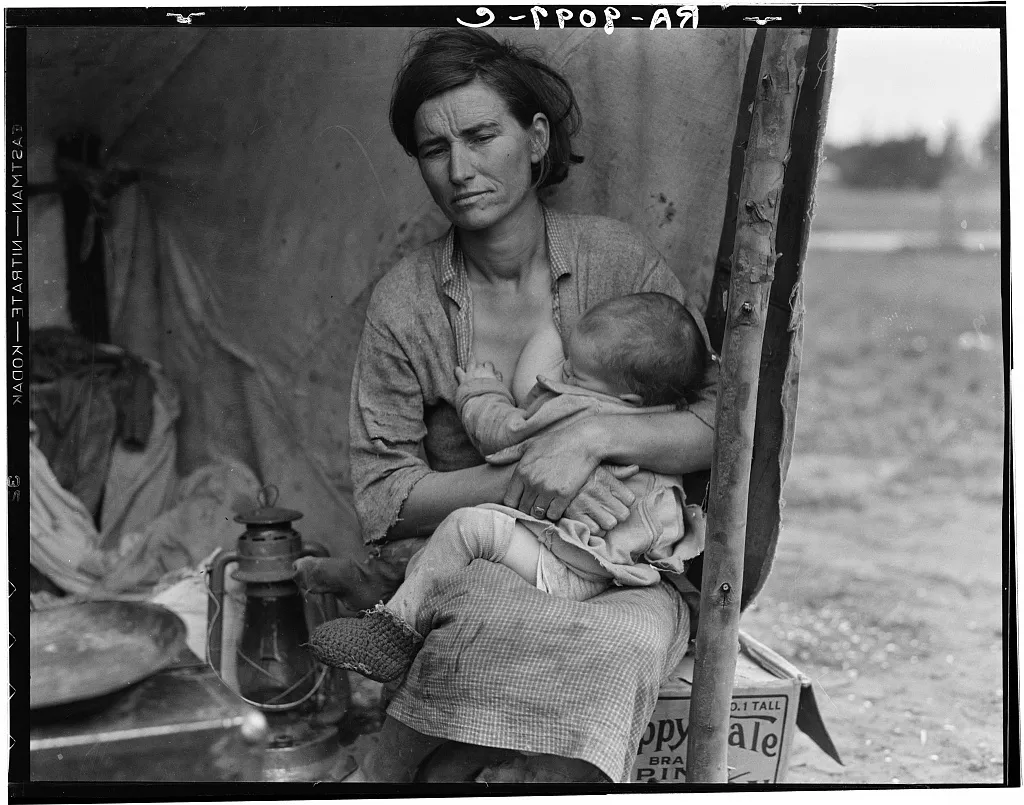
[618,392,644,407]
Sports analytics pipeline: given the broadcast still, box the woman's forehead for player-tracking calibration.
[413,79,512,140]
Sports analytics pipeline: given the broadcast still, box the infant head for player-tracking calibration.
[564,292,707,407]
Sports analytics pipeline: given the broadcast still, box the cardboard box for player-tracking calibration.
[632,631,837,784]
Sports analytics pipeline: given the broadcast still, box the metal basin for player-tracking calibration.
[30,600,187,710]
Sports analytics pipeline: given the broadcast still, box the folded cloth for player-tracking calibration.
[386,560,690,783]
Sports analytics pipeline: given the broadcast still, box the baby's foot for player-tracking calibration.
[309,603,423,683]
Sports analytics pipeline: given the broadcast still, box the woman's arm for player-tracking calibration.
[588,408,715,474]
[350,283,523,543]
[503,408,713,522]
[390,462,516,540]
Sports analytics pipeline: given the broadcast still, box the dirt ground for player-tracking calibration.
[741,180,1006,784]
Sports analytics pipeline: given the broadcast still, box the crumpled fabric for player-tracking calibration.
[30,327,156,519]
[98,367,181,550]
[31,374,119,519]
[29,436,261,596]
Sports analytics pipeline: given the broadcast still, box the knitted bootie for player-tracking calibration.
[309,603,423,683]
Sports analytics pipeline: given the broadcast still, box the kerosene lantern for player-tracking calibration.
[207,486,352,781]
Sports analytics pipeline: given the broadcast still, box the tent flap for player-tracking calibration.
[29,27,758,563]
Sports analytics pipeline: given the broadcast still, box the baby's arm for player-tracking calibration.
[455,361,532,455]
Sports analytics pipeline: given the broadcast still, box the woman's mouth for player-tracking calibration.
[452,191,488,207]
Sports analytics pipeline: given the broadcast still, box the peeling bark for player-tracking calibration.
[686,28,813,784]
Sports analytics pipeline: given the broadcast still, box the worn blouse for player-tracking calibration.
[348,206,716,540]
[349,205,718,545]
[350,205,716,781]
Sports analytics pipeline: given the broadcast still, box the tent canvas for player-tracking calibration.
[25,25,765,571]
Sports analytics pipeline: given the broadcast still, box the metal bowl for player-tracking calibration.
[30,600,187,710]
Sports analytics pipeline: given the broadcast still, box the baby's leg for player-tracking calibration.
[386,507,522,633]
[511,320,565,405]
[310,507,534,682]
[498,522,544,585]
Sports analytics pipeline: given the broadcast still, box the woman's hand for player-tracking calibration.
[561,464,640,534]
[502,420,638,528]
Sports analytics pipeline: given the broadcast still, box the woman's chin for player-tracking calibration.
[448,206,503,231]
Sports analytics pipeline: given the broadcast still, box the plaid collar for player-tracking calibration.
[439,205,572,310]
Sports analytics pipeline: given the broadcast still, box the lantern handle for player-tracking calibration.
[206,550,239,676]
[257,485,279,509]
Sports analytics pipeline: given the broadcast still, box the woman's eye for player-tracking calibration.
[471,134,496,145]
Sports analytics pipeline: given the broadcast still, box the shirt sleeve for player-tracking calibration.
[349,311,434,545]
[636,252,719,432]
[455,377,529,456]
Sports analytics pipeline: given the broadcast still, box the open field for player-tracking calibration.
[811,170,1001,234]
[742,178,1006,784]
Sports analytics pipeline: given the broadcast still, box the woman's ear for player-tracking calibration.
[529,113,550,164]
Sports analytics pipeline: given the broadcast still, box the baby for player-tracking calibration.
[310,292,710,683]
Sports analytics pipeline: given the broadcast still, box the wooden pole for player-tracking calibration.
[685,28,812,783]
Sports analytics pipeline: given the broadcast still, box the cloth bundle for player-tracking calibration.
[30,327,156,519]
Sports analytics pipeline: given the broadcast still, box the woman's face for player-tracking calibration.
[413,79,549,232]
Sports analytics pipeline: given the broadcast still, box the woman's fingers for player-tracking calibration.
[562,465,637,532]
[572,513,603,533]
[600,465,637,508]
[503,473,527,510]
[530,494,558,520]
[545,496,570,521]
[605,464,640,481]
[566,492,620,532]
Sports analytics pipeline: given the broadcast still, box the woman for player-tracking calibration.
[325,28,718,782]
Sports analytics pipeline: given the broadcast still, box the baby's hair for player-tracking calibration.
[575,292,707,407]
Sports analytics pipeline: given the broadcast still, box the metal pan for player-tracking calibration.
[30,600,187,710]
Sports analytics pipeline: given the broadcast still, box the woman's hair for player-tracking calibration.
[390,28,584,189]
[575,293,709,407]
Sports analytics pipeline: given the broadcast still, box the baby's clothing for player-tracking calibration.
[534,536,609,599]
[455,375,706,588]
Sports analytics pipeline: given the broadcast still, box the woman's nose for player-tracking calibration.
[448,143,475,184]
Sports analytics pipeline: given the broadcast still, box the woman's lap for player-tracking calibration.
[385,559,690,783]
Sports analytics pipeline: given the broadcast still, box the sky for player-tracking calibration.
[824,28,1002,151]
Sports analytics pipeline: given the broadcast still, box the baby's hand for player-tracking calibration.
[456,360,503,384]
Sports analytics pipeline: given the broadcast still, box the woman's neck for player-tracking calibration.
[458,197,546,284]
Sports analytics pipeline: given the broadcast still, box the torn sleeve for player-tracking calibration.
[349,314,434,544]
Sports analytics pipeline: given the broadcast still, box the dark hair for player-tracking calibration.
[575,293,708,407]
[390,28,583,189]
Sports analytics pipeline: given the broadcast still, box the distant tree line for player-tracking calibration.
[980,117,999,164]
[825,133,956,190]
[825,117,999,190]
